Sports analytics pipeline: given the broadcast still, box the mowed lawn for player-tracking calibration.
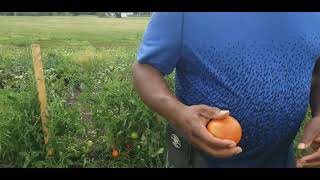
[0,16,149,48]
[0,15,313,168]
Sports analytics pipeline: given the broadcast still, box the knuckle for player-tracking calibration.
[189,131,199,143]
[188,134,197,144]
[210,138,226,147]
[211,139,221,147]
[210,107,220,112]
[194,104,204,109]
[189,129,197,138]
[199,104,208,108]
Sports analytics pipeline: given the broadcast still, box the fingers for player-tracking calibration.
[194,124,237,148]
[188,125,242,158]
[198,142,242,158]
[186,104,241,158]
[191,134,242,158]
[197,116,237,147]
[311,141,320,150]
[198,105,229,120]
[298,120,320,149]
[214,146,242,158]
[310,134,320,150]
[297,160,320,168]
[296,148,320,168]
[299,149,320,163]
[298,162,320,168]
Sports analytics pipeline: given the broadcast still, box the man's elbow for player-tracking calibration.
[132,62,141,79]
[132,62,163,79]
[132,62,140,71]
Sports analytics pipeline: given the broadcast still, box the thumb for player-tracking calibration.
[298,121,320,150]
[199,105,229,120]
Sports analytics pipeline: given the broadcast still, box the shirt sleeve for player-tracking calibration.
[137,12,184,76]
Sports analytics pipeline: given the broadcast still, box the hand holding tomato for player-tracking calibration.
[175,104,242,158]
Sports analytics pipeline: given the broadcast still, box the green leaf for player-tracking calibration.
[157,148,164,155]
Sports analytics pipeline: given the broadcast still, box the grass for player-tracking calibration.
[0,15,314,168]
[0,16,147,49]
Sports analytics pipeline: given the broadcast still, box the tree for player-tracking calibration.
[115,12,122,18]
[4,12,14,16]
[96,12,107,17]
[71,12,80,16]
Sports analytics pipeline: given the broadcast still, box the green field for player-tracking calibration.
[0,16,173,168]
[0,16,312,167]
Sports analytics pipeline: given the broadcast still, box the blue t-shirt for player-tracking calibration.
[137,12,320,168]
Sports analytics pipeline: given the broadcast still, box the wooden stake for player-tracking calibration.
[31,44,52,157]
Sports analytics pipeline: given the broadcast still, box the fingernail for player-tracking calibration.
[297,158,306,163]
[219,110,229,116]
[298,143,306,149]
[299,157,308,163]
[235,148,242,154]
[229,142,236,148]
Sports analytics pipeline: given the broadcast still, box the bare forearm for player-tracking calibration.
[132,63,187,126]
[132,62,242,157]
[311,75,320,117]
[311,60,320,117]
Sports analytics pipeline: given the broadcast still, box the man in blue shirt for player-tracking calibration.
[132,12,320,168]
